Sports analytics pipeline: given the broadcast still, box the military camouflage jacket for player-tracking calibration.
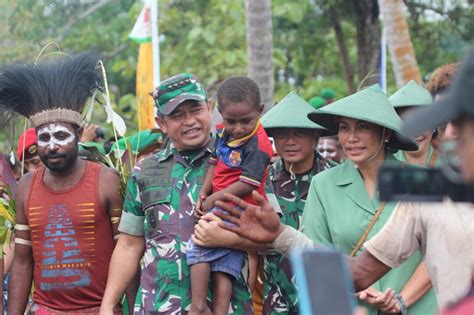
[262,152,331,314]
[119,140,253,314]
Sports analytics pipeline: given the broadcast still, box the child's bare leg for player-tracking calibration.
[212,271,233,315]
[247,251,258,292]
[190,263,212,315]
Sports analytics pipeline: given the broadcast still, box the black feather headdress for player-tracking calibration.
[0,51,103,127]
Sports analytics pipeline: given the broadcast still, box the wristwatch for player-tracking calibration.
[395,294,408,315]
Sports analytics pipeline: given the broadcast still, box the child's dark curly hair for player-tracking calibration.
[217,76,261,111]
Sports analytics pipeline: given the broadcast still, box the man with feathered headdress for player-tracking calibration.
[0,52,125,314]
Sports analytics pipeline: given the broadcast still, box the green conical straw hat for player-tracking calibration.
[262,92,329,136]
[389,80,433,108]
[308,84,418,151]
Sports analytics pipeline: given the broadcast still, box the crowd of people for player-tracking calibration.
[0,46,471,315]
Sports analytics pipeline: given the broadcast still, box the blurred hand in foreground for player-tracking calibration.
[213,191,283,243]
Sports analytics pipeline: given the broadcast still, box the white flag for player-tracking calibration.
[129,2,152,43]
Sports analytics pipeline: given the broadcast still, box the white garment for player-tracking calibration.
[365,200,474,308]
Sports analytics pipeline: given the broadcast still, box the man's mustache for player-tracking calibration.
[45,153,67,159]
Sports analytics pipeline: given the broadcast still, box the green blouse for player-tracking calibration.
[301,156,438,315]
[393,144,442,167]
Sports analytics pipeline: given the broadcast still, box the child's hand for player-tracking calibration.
[200,197,213,214]
[194,193,207,218]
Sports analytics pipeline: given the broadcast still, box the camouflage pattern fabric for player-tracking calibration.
[262,152,331,314]
[120,140,253,314]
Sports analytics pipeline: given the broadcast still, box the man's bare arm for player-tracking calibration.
[399,262,432,307]
[99,168,123,239]
[213,192,392,292]
[100,233,144,315]
[350,250,391,291]
[99,167,140,313]
[8,175,34,315]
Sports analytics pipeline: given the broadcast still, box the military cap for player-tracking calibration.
[152,73,207,115]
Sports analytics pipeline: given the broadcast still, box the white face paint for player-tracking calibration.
[317,139,337,159]
[37,124,76,149]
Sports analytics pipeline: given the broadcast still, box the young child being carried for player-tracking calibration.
[186,76,273,315]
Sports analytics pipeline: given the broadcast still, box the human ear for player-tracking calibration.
[155,116,168,134]
[206,100,213,112]
[384,129,393,143]
[76,126,84,139]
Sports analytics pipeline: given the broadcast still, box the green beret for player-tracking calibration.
[79,142,105,155]
[111,129,163,154]
[321,88,336,99]
[309,96,326,109]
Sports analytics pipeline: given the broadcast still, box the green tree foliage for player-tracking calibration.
[404,0,474,78]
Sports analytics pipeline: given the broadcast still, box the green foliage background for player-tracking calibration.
[0,0,472,153]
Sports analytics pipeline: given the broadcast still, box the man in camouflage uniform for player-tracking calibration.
[101,73,253,314]
[259,92,332,314]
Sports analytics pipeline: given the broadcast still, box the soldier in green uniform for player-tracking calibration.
[389,80,442,167]
[302,84,438,315]
[101,73,253,314]
[259,92,332,314]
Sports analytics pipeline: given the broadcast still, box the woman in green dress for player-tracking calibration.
[302,84,438,315]
[389,80,442,167]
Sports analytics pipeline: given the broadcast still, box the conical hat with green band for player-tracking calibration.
[261,92,330,136]
[389,80,433,108]
[308,84,418,151]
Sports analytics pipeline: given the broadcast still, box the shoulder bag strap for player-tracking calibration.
[350,202,386,257]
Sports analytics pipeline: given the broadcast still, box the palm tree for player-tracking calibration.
[245,0,274,111]
[352,0,382,87]
[379,0,422,87]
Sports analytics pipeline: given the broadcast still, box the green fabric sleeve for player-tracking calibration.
[119,174,145,236]
[118,211,145,236]
[122,174,144,217]
[300,176,333,245]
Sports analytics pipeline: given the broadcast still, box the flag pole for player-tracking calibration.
[151,0,160,87]
[380,25,387,93]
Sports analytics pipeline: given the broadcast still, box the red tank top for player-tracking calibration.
[26,161,115,310]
